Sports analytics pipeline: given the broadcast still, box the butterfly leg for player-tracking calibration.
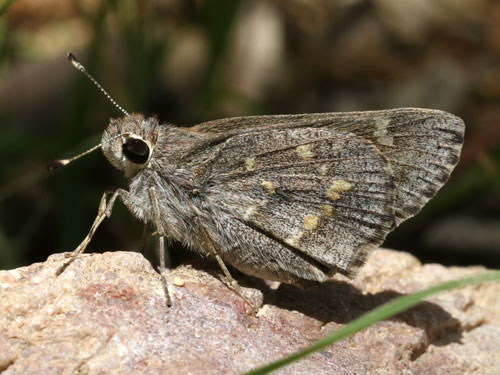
[57,189,121,275]
[148,188,172,307]
[140,223,149,255]
[200,226,257,313]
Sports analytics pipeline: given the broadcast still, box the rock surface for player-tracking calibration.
[0,249,498,375]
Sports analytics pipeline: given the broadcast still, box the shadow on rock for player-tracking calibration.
[264,280,462,346]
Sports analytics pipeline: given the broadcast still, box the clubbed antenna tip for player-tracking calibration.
[46,143,102,175]
[67,51,129,116]
[46,159,69,174]
[67,52,83,71]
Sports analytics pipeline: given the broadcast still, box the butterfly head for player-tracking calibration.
[102,114,160,178]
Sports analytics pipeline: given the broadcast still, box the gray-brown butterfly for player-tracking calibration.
[52,53,465,306]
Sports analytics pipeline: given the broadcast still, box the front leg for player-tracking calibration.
[57,188,133,275]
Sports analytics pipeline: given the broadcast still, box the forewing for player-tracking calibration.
[343,109,464,226]
[192,108,464,227]
[199,127,395,277]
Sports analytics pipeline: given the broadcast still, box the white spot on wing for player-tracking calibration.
[374,118,394,146]
[296,144,315,160]
[244,205,258,220]
[321,204,333,217]
[261,180,275,194]
[285,231,303,247]
[320,165,329,176]
[303,214,320,230]
[245,157,256,171]
[326,179,352,201]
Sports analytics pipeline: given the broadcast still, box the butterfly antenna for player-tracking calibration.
[67,52,129,116]
[46,143,102,173]
[46,132,130,174]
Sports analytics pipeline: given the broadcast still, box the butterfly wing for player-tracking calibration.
[192,108,464,227]
[191,127,395,282]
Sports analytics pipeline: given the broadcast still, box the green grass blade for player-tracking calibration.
[244,270,500,375]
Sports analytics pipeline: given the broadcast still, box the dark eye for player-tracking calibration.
[122,137,150,164]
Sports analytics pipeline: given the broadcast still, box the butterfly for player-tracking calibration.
[53,54,465,306]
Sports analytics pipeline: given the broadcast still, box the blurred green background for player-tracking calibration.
[1,0,499,271]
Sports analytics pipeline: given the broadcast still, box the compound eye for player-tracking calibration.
[122,137,150,164]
